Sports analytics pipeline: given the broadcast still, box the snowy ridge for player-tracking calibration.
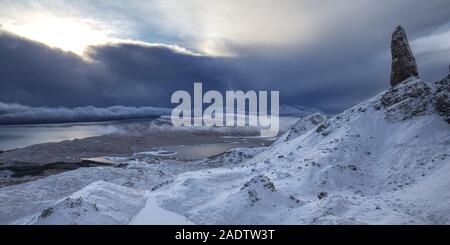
[195,147,268,166]
[0,161,208,224]
[33,181,147,225]
[274,113,328,144]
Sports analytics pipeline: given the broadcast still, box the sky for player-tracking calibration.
[0,0,449,114]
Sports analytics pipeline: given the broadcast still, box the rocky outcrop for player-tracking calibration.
[390,26,419,87]
[373,75,450,124]
[379,78,432,121]
[286,113,327,141]
[434,76,450,123]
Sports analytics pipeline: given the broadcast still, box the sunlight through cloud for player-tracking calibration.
[3,14,113,55]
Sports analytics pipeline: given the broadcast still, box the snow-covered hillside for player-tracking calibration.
[0,77,449,224]
[153,77,450,224]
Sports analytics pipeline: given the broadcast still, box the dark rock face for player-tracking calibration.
[434,77,450,123]
[317,192,328,200]
[379,80,432,121]
[375,75,449,124]
[390,26,419,87]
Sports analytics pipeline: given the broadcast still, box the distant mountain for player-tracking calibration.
[279,105,325,117]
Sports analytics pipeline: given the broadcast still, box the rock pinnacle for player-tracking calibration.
[390,25,419,87]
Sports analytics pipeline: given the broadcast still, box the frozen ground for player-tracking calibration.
[130,197,194,225]
[0,77,449,224]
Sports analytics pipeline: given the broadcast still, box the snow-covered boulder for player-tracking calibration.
[196,147,267,166]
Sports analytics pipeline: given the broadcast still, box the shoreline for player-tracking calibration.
[0,129,275,188]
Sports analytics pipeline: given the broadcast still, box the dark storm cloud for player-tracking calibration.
[0,30,230,108]
[84,43,228,106]
[0,31,94,107]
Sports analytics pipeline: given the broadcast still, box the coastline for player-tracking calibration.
[0,126,276,188]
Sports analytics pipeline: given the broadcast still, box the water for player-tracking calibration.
[157,142,258,160]
[134,141,266,160]
[0,117,277,156]
[0,119,156,151]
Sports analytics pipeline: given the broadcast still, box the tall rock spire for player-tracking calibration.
[390,26,419,87]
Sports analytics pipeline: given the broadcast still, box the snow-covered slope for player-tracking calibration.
[0,160,208,224]
[34,181,147,225]
[0,77,449,224]
[274,113,328,144]
[153,77,450,224]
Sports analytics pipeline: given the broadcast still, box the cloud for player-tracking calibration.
[0,30,229,108]
[119,0,449,110]
[3,0,449,56]
[0,101,170,125]
[0,100,309,132]
[127,0,450,56]
[411,23,450,70]
[0,1,449,114]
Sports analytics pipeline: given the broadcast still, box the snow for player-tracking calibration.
[0,160,208,224]
[152,78,450,224]
[274,112,328,144]
[34,181,147,225]
[0,78,449,225]
[130,197,195,225]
